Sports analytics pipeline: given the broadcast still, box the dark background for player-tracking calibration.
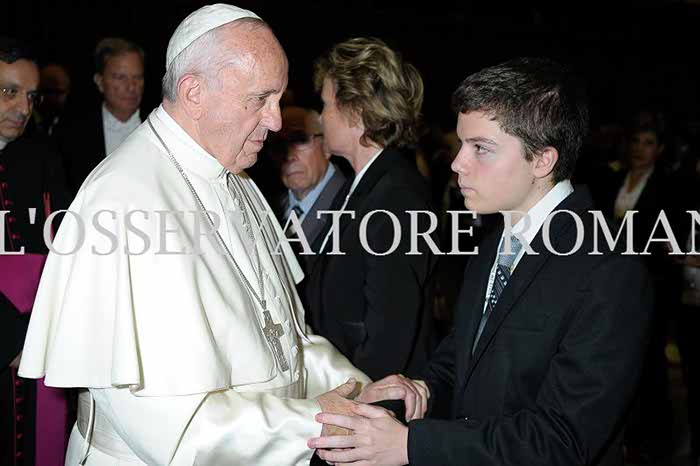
[4,0,699,131]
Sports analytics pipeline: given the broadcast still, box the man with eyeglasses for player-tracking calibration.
[275,106,348,272]
[0,36,72,466]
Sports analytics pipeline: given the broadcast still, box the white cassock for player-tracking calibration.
[18,105,370,465]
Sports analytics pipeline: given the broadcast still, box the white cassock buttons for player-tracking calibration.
[284,320,291,332]
[291,346,298,356]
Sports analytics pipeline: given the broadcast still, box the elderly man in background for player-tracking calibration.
[18,5,425,466]
[276,105,347,272]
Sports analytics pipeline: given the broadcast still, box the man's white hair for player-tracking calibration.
[162,27,223,102]
[161,18,264,102]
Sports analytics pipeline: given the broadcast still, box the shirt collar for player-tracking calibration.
[102,103,141,130]
[0,138,7,151]
[508,179,574,246]
[150,104,228,181]
[623,167,654,192]
[349,148,384,195]
[288,163,336,214]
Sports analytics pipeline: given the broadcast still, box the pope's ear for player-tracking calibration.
[177,74,204,120]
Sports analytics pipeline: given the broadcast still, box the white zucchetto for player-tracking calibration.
[165,3,260,70]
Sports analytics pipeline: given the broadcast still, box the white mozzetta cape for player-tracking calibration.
[19,106,369,465]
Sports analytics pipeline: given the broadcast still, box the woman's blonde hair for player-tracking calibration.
[314,37,423,148]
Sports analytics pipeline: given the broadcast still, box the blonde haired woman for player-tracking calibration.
[304,37,438,385]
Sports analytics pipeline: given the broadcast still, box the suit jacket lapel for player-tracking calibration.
[278,194,290,220]
[96,104,106,159]
[632,169,661,211]
[302,166,347,246]
[337,149,403,240]
[467,234,553,372]
[306,149,405,326]
[463,188,594,386]
[460,228,502,371]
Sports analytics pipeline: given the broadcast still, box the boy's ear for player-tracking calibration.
[533,146,558,180]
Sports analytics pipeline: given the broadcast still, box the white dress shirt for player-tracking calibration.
[614,168,653,220]
[482,180,574,314]
[102,104,141,155]
[285,163,336,223]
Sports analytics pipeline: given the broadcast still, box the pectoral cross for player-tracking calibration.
[262,310,290,372]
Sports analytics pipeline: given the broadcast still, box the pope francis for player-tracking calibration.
[17,4,427,465]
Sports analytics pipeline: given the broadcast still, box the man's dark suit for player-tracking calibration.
[0,135,72,466]
[55,105,145,194]
[1,135,71,372]
[407,187,653,466]
[278,163,347,273]
[305,149,438,381]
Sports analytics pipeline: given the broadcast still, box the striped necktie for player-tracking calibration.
[472,236,523,353]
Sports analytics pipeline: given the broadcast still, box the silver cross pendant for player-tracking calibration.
[262,310,290,372]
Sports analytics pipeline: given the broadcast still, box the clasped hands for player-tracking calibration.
[311,374,429,465]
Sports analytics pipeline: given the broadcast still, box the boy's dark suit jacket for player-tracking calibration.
[407,187,653,466]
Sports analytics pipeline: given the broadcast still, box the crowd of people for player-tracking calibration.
[1,3,699,466]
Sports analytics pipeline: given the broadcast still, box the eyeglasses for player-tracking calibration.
[281,131,323,146]
[1,86,44,107]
